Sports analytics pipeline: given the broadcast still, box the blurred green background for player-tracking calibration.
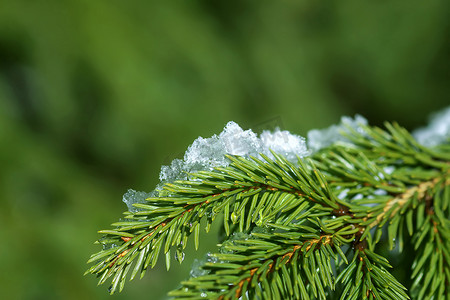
[0,1,448,299]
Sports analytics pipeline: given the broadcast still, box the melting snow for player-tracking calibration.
[413,106,450,147]
[124,107,447,212]
[159,121,309,184]
[307,115,368,152]
[125,121,310,211]
[122,189,156,213]
[260,129,308,162]
[123,118,368,211]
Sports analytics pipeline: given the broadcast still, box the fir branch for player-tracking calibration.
[86,153,342,294]
[86,119,450,299]
[169,225,341,300]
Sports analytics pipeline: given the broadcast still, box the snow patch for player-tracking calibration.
[122,189,155,213]
[413,106,450,147]
[307,115,368,152]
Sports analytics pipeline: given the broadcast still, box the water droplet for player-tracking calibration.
[175,250,185,263]
[201,292,208,298]
[231,212,238,223]
[206,253,218,263]
[99,237,118,250]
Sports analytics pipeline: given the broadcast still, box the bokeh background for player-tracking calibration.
[0,1,449,299]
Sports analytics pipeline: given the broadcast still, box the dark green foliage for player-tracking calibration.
[87,122,449,299]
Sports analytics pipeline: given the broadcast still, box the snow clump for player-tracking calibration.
[159,121,309,183]
[124,121,309,211]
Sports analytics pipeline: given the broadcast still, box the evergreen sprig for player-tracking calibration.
[86,121,450,299]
